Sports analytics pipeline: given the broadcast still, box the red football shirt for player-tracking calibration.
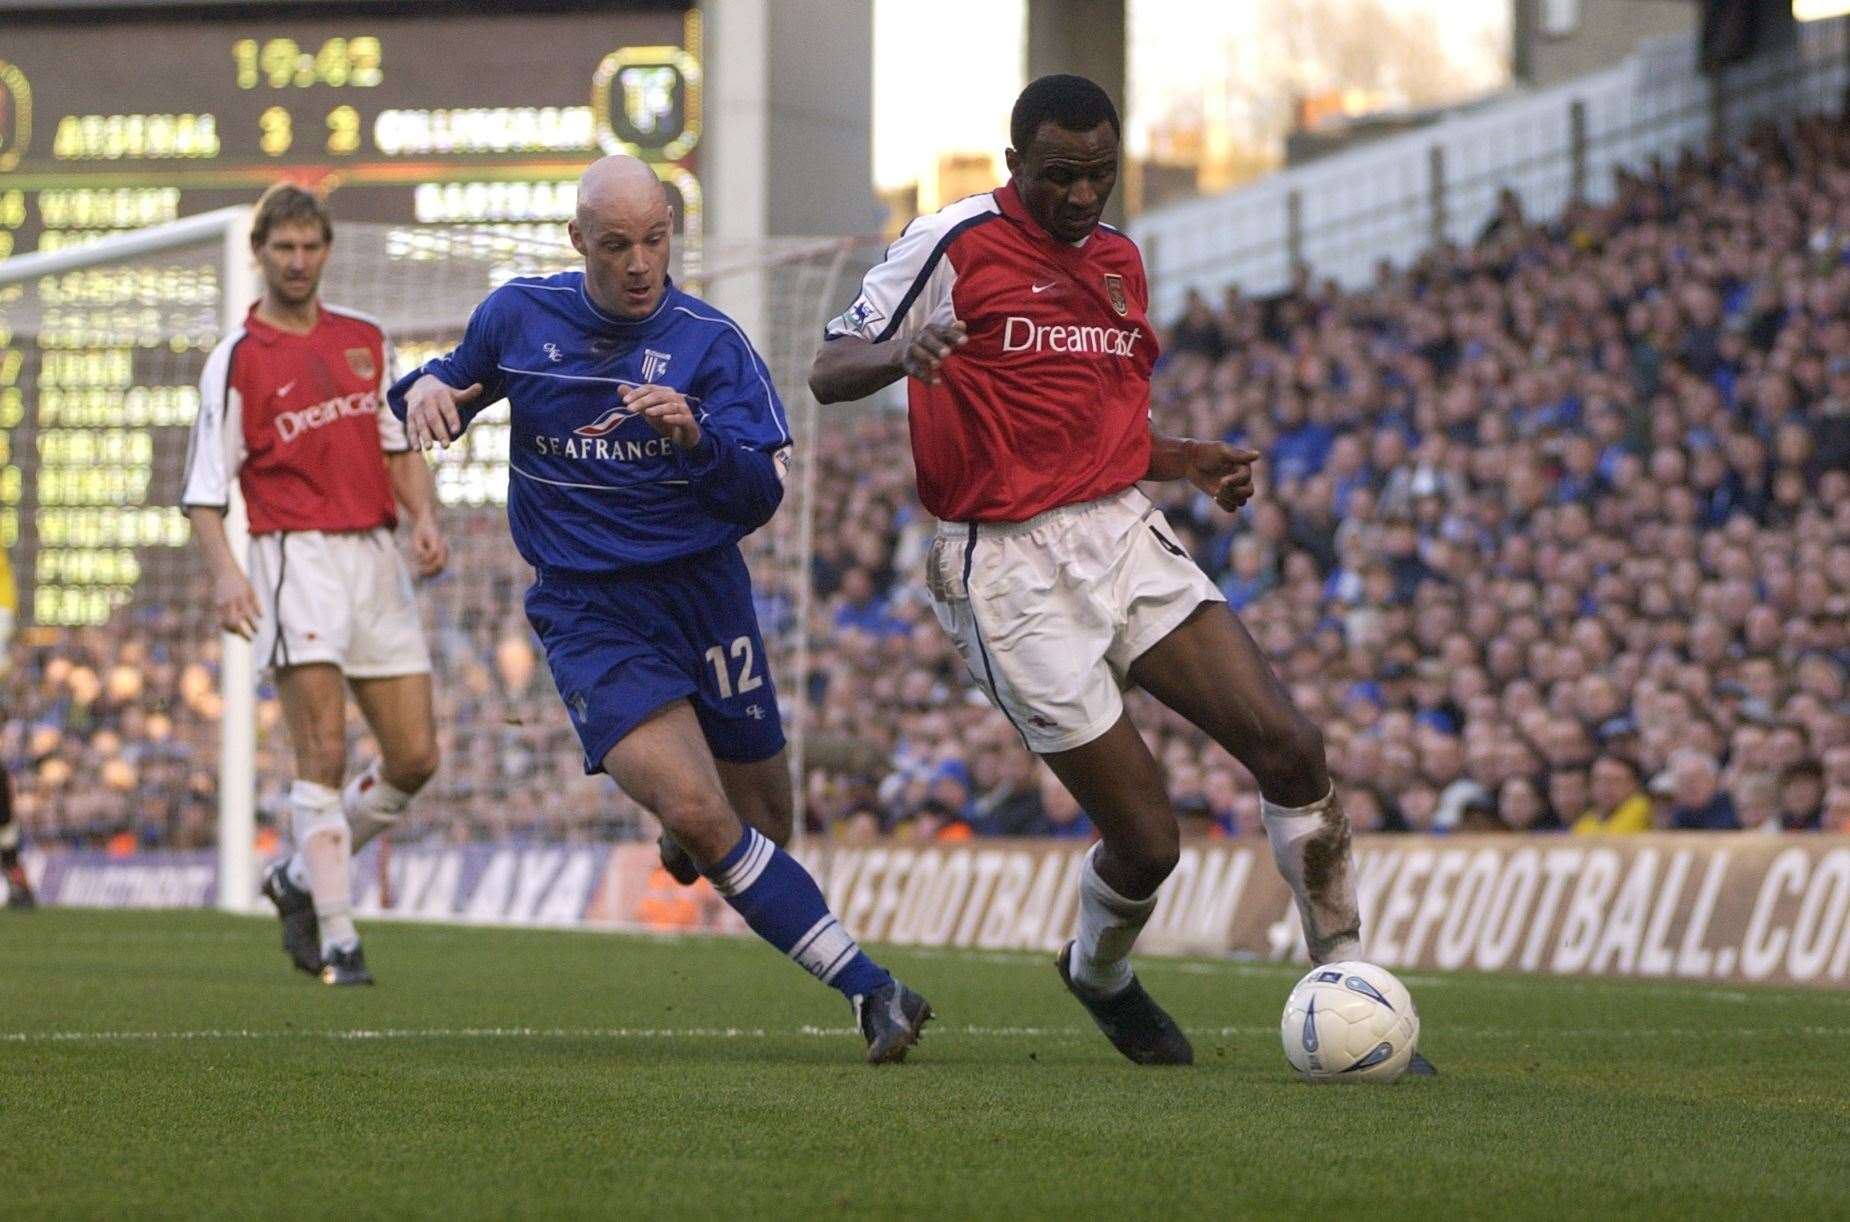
[181,303,407,535]
[824,182,1156,522]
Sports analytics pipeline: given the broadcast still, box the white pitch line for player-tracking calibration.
[885,950,1850,1005]
[8,1024,1850,1046]
[1312,971,1850,1007]
[0,1026,780,1044]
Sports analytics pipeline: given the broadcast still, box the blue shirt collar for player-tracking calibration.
[577,272,677,329]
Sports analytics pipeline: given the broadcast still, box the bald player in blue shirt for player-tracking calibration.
[391,156,931,1063]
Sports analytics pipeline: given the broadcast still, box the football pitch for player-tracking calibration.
[3,910,1847,1219]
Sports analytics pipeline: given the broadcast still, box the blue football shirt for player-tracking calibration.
[388,271,791,574]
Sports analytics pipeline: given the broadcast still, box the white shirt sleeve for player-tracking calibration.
[180,333,247,510]
[822,195,996,346]
[374,332,409,453]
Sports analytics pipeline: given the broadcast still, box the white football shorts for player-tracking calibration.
[926,486,1224,754]
[247,526,432,679]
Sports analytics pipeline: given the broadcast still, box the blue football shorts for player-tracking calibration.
[524,544,787,774]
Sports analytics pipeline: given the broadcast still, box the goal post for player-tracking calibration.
[0,207,261,912]
[215,209,259,914]
[0,212,874,915]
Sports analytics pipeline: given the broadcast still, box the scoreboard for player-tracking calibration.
[0,4,703,253]
[0,4,702,625]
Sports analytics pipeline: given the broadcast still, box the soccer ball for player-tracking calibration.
[1280,961,1419,1084]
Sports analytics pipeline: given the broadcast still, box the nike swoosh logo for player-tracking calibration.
[1031,282,1056,293]
[277,380,297,397]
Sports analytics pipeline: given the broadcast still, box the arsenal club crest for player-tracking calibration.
[1103,273,1128,317]
[345,347,376,379]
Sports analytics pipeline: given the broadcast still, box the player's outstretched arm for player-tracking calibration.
[808,321,967,404]
[386,293,505,448]
[398,375,484,451]
[184,506,260,638]
[1145,430,1261,513]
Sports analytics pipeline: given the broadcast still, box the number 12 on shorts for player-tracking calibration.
[704,636,764,699]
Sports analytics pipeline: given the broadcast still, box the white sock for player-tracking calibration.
[343,759,412,852]
[1070,842,1158,995]
[1261,786,1362,964]
[284,763,413,889]
[291,779,358,956]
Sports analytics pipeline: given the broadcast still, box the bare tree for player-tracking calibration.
[1250,0,1504,140]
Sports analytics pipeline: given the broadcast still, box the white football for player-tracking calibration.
[1280,960,1420,1084]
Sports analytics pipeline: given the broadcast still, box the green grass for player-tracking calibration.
[3,910,1848,1220]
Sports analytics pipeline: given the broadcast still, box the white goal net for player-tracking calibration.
[0,211,873,909]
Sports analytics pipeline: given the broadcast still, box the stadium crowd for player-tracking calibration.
[7,115,1849,851]
[800,116,1850,842]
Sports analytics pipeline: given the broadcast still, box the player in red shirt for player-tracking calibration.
[182,184,447,985]
[812,76,1430,1073]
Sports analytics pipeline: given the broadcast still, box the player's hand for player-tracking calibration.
[899,320,967,386]
[625,384,701,450]
[410,514,448,578]
[214,570,260,639]
[405,375,483,451]
[1184,441,1262,513]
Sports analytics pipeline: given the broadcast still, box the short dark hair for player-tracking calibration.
[1595,752,1644,786]
[1782,758,1824,785]
[251,182,332,246]
[1009,74,1120,154]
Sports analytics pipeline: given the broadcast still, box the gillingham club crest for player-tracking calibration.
[1103,273,1128,317]
[641,348,673,382]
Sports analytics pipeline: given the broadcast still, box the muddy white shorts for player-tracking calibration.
[926,486,1224,754]
[247,527,431,678]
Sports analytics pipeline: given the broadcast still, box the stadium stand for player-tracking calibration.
[7,115,1849,851]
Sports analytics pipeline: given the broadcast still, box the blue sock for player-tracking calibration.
[705,827,892,999]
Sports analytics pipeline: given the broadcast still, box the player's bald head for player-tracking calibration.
[576,155,670,232]
[570,155,674,319]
